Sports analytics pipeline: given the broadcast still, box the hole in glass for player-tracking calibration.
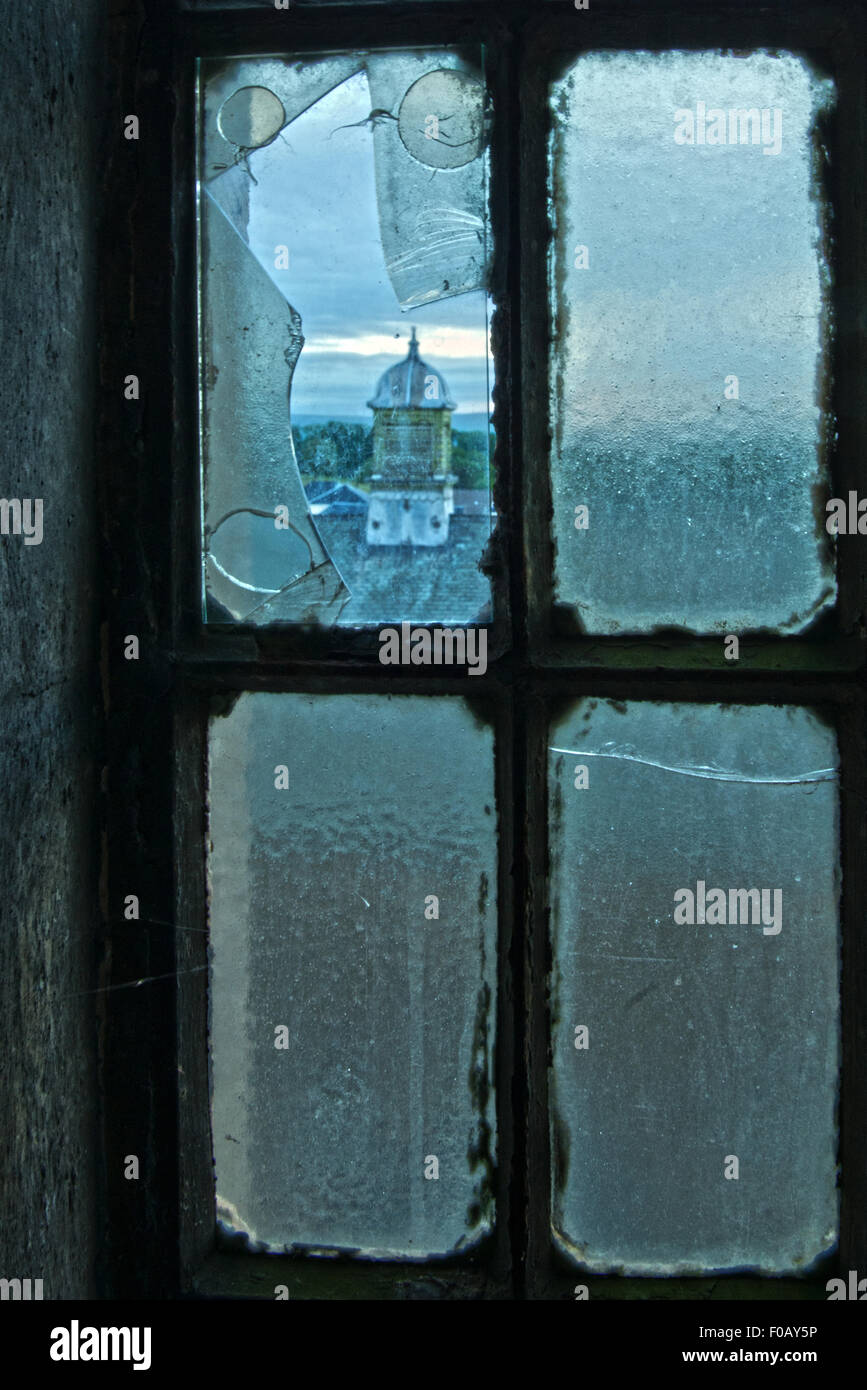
[218,85,286,150]
[397,69,485,170]
[199,50,496,626]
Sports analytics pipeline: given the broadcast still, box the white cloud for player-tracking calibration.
[302,326,489,359]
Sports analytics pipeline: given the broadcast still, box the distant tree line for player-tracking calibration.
[294,421,493,490]
[449,430,491,490]
[294,422,373,481]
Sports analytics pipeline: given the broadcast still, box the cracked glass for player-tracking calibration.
[198,49,494,627]
[548,51,836,635]
[548,699,840,1273]
[208,693,497,1256]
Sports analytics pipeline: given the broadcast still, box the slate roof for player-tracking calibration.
[305,481,367,514]
[315,512,491,625]
[452,489,495,517]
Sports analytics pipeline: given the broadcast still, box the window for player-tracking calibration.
[198,47,495,626]
[100,0,867,1302]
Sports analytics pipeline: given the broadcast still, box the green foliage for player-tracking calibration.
[449,430,492,490]
[294,422,374,481]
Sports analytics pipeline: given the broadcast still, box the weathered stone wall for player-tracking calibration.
[0,0,103,1300]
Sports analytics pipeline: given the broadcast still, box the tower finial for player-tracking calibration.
[408,326,419,357]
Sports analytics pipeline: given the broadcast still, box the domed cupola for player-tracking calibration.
[367,327,457,412]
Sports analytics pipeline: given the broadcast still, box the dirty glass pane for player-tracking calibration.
[198,49,494,627]
[548,700,839,1273]
[208,694,497,1256]
[549,53,835,634]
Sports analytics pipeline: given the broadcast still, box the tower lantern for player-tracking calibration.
[365,328,457,546]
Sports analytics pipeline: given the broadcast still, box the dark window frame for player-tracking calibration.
[518,2,867,1299]
[97,0,867,1301]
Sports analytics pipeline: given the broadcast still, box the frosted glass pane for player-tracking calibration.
[199,50,494,627]
[549,701,839,1273]
[549,52,835,634]
[208,694,497,1257]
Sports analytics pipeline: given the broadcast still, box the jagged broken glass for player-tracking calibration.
[549,52,836,634]
[548,700,840,1273]
[198,49,494,626]
[208,694,498,1256]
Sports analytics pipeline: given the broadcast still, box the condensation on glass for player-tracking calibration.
[198,49,494,627]
[208,694,497,1257]
[548,52,836,634]
[548,700,839,1273]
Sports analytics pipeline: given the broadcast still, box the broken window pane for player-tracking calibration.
[208,694,497,1256]
[198,50,494,626]
[549,52,835,634]
[548,700,839,1273]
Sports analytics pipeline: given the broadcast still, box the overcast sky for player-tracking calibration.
[245,70,492,420]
